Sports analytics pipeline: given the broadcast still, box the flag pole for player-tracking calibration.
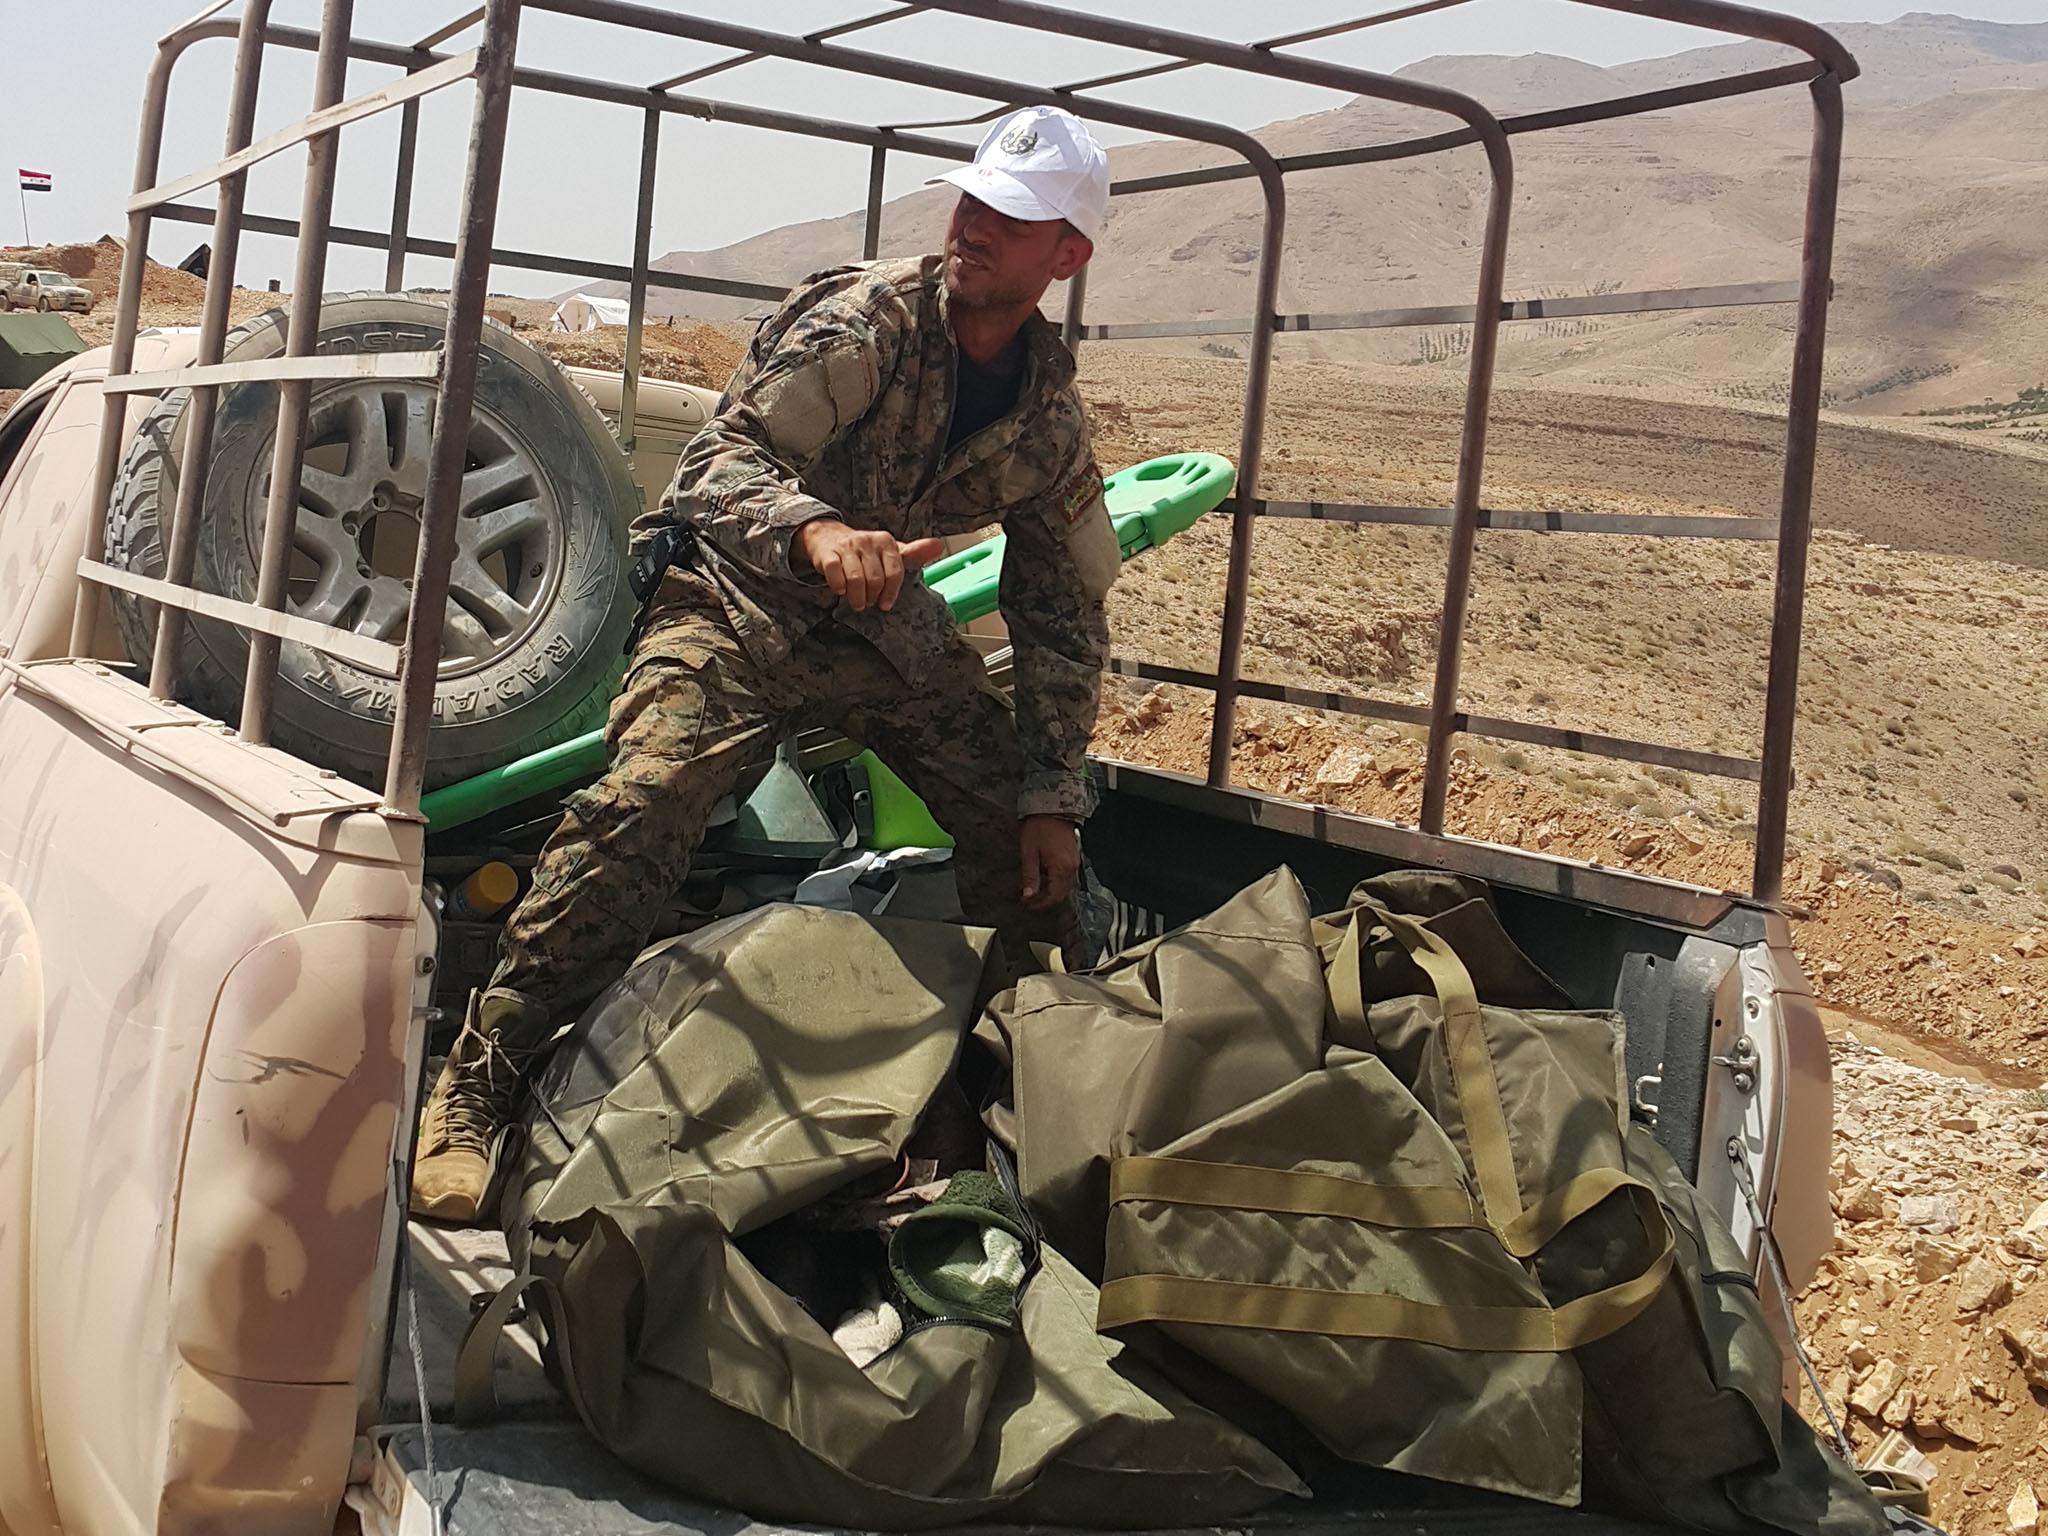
[17,183,27,247]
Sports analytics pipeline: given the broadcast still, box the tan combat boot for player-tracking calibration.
[409,991,546,1224]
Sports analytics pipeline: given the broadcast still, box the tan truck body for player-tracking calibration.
[0,340,717,1535]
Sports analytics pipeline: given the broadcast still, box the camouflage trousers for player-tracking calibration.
[486,570,1062,1052]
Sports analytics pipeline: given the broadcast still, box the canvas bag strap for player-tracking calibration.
[454,1273,538,1426]
[1099,1245,1671,1353]
[454,1271,598,1431]
[1102,1157,1674,1351]
[1321,900,1524,1239]
[1111,1155,1480,1231]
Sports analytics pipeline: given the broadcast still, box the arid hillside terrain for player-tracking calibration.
[594,13,2048,443]
[1080,348,2046,949]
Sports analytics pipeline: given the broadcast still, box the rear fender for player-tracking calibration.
[0,656,419,1536]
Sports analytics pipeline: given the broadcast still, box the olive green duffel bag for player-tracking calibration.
[458,902,1304,1530]
[981,868,1664,1506]
[1332,875,1882,1532]
[980,866,1885,1533]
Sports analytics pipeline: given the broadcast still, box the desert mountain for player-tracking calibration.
[1594,11,2048,104]
[595,13,2048,421]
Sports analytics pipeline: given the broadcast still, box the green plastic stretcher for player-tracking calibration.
[419,450,1235,834]
[919,450,1236,624]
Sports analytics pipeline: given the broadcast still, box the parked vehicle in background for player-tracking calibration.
[2,270,93,315]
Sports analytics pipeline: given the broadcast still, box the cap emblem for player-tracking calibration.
[997,124,1039,155]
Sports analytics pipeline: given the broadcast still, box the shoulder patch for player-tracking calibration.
[1052,462,1105,527]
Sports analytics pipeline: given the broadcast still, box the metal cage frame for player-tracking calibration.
[74,0,1855,905]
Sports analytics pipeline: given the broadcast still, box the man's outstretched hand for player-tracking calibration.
[795,521,948,612]
[1019,815,1080,911]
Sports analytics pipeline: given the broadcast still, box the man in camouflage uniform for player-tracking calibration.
[412,105,1120,1222]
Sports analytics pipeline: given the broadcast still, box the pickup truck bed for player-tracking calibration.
[371,1212,1677,1536]
[354,756,1834,1536]
[361,1419,1678,1536]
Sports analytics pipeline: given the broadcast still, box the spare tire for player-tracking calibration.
[104,292,636,789]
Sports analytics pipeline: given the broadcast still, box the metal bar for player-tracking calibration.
[169,18,981,163]
[1278,0,1476,37]
[136,0,1850,831]
[1079,280,1803,340]
[418,5,484,49]
[522,1,1294,176]
[1061,261,1089,356]
[81,561,405,674]
[1094,758,1742,932]
[242,0,357,748]
[130,49,478,213]
[1278,279,1803,328]
[808,5,927,43]
[861,144,887,261]
[386,94,422,290]
[1752,74,1845,903]
[164,0,237,45]
[1108,658,1761,781]
[1111,655,1433,725]
[144,3,274,696]
[103,351,442,396]
[1,658,392,829]
[620,108,660,452]
[1109,64,1819,197]
[1458,716,1761,782]
[385,0,524,814]
[1568,0,1857,81]
[69,23,184,655]
[154,202,794,301]
[887,0,1483,130]
[1419,150,1515,834]
[1206,199,1287,788]
[1249,499,1780,541]
[895,0,1507,131]
[649,4,922,91]
[651,50,762,91]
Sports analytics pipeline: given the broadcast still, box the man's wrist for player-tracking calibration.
[788,514,843,577]
[1017,772,1095,822]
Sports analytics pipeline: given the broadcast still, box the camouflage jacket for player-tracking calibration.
[642,255,1120,822]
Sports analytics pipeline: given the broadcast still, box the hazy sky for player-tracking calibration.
[3,0,2043,297]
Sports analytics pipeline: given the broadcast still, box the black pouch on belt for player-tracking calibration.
[624,523,697,655]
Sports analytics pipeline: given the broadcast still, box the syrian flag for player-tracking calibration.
[19,170,52,194]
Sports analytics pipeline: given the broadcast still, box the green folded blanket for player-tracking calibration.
[888,1171,1034,1330]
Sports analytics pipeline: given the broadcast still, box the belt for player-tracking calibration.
[623,523,699,655]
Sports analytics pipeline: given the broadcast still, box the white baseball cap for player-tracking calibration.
[928,105,1110,241]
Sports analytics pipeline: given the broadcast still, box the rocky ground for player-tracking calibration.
[1801,1037,2048,1535]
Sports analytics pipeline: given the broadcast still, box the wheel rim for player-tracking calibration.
[249,381,568,681]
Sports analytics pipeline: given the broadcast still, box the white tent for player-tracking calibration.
[550,292,631,332]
